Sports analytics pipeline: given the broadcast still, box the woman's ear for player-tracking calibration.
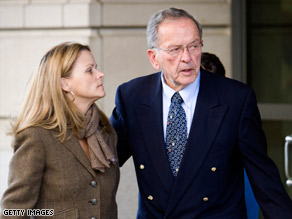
[147,49,160,70]
[61,78,70,92]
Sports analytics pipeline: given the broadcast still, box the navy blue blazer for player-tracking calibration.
[110,69,292,219]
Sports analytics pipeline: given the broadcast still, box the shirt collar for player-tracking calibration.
[161,71,201,109]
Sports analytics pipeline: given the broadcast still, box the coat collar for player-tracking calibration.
[52,129,98,180]
[133,72,175,190]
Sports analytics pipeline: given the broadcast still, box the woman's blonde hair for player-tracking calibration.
[12,42,109,142]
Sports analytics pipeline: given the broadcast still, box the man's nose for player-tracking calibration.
[180,47,192,62]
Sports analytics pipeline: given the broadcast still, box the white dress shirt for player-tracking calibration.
[161,71,201,141]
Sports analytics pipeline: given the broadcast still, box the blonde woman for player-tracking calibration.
[1,42,119,219]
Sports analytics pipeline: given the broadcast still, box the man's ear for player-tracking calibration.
[147,49,160,70]
[61,78,70,92]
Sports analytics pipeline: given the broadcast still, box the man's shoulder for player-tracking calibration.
[200,70,255,104]
[202,70,252,92]
[115,72,161,103]
[118,72,161,95]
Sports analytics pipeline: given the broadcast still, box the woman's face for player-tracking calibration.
[62,50,105,112]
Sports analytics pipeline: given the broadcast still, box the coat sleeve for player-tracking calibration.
[110,85,132,166]
[238,88,292,218]
[1,128,45,218]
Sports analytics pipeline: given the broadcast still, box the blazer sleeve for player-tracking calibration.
[110,85,132,166]
[238,88,292,218]
[1,128,45,218]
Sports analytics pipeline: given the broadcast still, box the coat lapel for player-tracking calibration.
[61,131,98,180]
[133,73,174,190]
[165,70,229,216]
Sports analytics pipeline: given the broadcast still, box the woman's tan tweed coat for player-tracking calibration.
[1,126,120,219]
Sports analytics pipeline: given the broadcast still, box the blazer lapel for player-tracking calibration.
[165,70,229,216]
[61,131,98,180]
[134,73,174,190]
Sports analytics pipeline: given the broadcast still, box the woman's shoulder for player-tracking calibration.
[13,126,54,150]
[16,126,51,138]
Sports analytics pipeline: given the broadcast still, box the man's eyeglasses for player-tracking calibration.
[152,41,203,57]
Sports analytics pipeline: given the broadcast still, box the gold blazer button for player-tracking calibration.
[148,195,153,200]
[139,164,145,169]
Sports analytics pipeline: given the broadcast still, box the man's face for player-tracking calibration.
[147,18,202,91]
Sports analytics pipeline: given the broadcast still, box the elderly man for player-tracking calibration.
[111,8,292,218]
